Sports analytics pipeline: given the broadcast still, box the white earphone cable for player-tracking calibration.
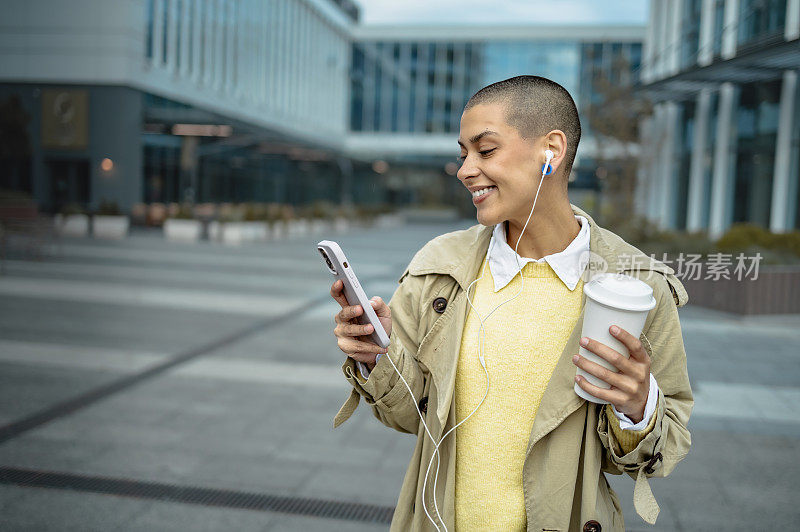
[383,152,553,531]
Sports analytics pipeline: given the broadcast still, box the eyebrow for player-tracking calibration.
[457,130,499,148]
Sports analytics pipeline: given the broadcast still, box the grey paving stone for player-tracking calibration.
[0,362,117,424]
[0,435,111,472]
[0,295,249,354]
[0,485,153,531]
[263,513,388,532]
[120,500,273,532]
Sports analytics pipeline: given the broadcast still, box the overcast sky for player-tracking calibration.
[354,0,648,26]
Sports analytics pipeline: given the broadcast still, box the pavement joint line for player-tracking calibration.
[0,278,381,445]
[0,466,395,524]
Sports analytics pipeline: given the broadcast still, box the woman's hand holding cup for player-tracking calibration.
[330,279,392,371]
[572,325,651,424]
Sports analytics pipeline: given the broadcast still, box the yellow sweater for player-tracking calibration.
[454,257,655,530]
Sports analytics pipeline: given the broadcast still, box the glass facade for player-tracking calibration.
[350,39,641,136]
[794,82,800,229]
[481,41,581,97]
[733,79,782,225]
[642,0,798,233]
[701,91,719,229]
[681,0,702,68]
[737,0,787,48]
[350,41,484,134]
[676,100,696,229]
[712,0,725,59]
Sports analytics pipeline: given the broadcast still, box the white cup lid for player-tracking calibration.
[584,273,657,312]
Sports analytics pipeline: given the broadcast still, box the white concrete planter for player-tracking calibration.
[208,220,223,241]
[242,221,268,242]
[93,215,129,239]
[333,217,349,233]
[55,214,90,237]
[399,207,458,223]
[269,220,287,239]
[164,218,201,242]
[310,219,328,235]
[209,221,268,244]
[223,223,245,245]
[375,213,404,228]
[287,219,310,237]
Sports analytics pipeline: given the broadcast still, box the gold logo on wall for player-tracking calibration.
[41,89,89,150]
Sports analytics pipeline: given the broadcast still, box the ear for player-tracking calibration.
[543,130,568,174]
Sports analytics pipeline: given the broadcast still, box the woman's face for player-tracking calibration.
[457,102,544,227]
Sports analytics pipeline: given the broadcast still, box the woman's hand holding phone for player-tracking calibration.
[331,279,392,371]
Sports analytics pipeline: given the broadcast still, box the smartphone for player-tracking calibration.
[317,240,390,349]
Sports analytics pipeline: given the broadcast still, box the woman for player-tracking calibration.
[330,75,692,531]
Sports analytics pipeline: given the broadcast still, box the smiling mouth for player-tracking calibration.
[471,186,497,198]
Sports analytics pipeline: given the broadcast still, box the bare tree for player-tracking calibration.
[585,54,653,228]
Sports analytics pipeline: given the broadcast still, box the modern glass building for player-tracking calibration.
[0,0,644,214]
[347,25,643,191]
[0,0,357,213]
[639,0,800,235]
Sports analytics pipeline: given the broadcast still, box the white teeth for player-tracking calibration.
[471,186,496,197]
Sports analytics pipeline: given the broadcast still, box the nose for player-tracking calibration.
[457,155,479,182]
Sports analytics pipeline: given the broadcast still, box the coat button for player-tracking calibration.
[432,297,447,313]
[418,396,428,414]
[644,451,663,474]
[582,520,601,532]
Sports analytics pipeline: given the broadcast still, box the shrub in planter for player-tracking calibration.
[607,215,714,258]
[716,223,800,264]
[244,203,268,222]
[97,199,121,216]
[146,203,167,226]
[93,199,128,239]
[130,203,147,225]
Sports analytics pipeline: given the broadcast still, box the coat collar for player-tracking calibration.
[406,204,680,292]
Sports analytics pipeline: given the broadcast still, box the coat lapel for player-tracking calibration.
[525,205,626,455]
[416,223,494,434]
[526,301,587,454]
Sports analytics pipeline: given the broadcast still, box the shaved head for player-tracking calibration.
[465,75,581,175]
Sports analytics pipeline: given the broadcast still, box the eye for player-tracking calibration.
[479,148,496,157]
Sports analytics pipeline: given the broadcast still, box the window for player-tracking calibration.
[737,0,787,48]
[681,0,702,68]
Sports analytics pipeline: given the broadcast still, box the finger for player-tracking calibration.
[575,374,625,405]
[337,336,388,355]
[579,337,634,374]
[572,354,637,395]
[610,326,649,362]
[330,279,348,308]
[335,303,362,324]
[369,296,391,318]
[349,352,378,364]
[338,322,375,337]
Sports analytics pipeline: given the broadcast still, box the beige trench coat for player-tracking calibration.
[334,206,693,532]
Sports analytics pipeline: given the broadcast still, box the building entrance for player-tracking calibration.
[47,159,90,213]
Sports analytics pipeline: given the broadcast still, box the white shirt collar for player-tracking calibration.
[486,215,590,292]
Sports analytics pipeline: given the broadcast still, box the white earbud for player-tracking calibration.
[541,149,555,176]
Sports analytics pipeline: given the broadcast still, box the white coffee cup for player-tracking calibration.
[574,273,657,404]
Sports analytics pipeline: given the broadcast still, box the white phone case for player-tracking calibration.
[317,240,390,349]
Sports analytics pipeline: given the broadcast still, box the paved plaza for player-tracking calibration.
[0,221,798,531]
